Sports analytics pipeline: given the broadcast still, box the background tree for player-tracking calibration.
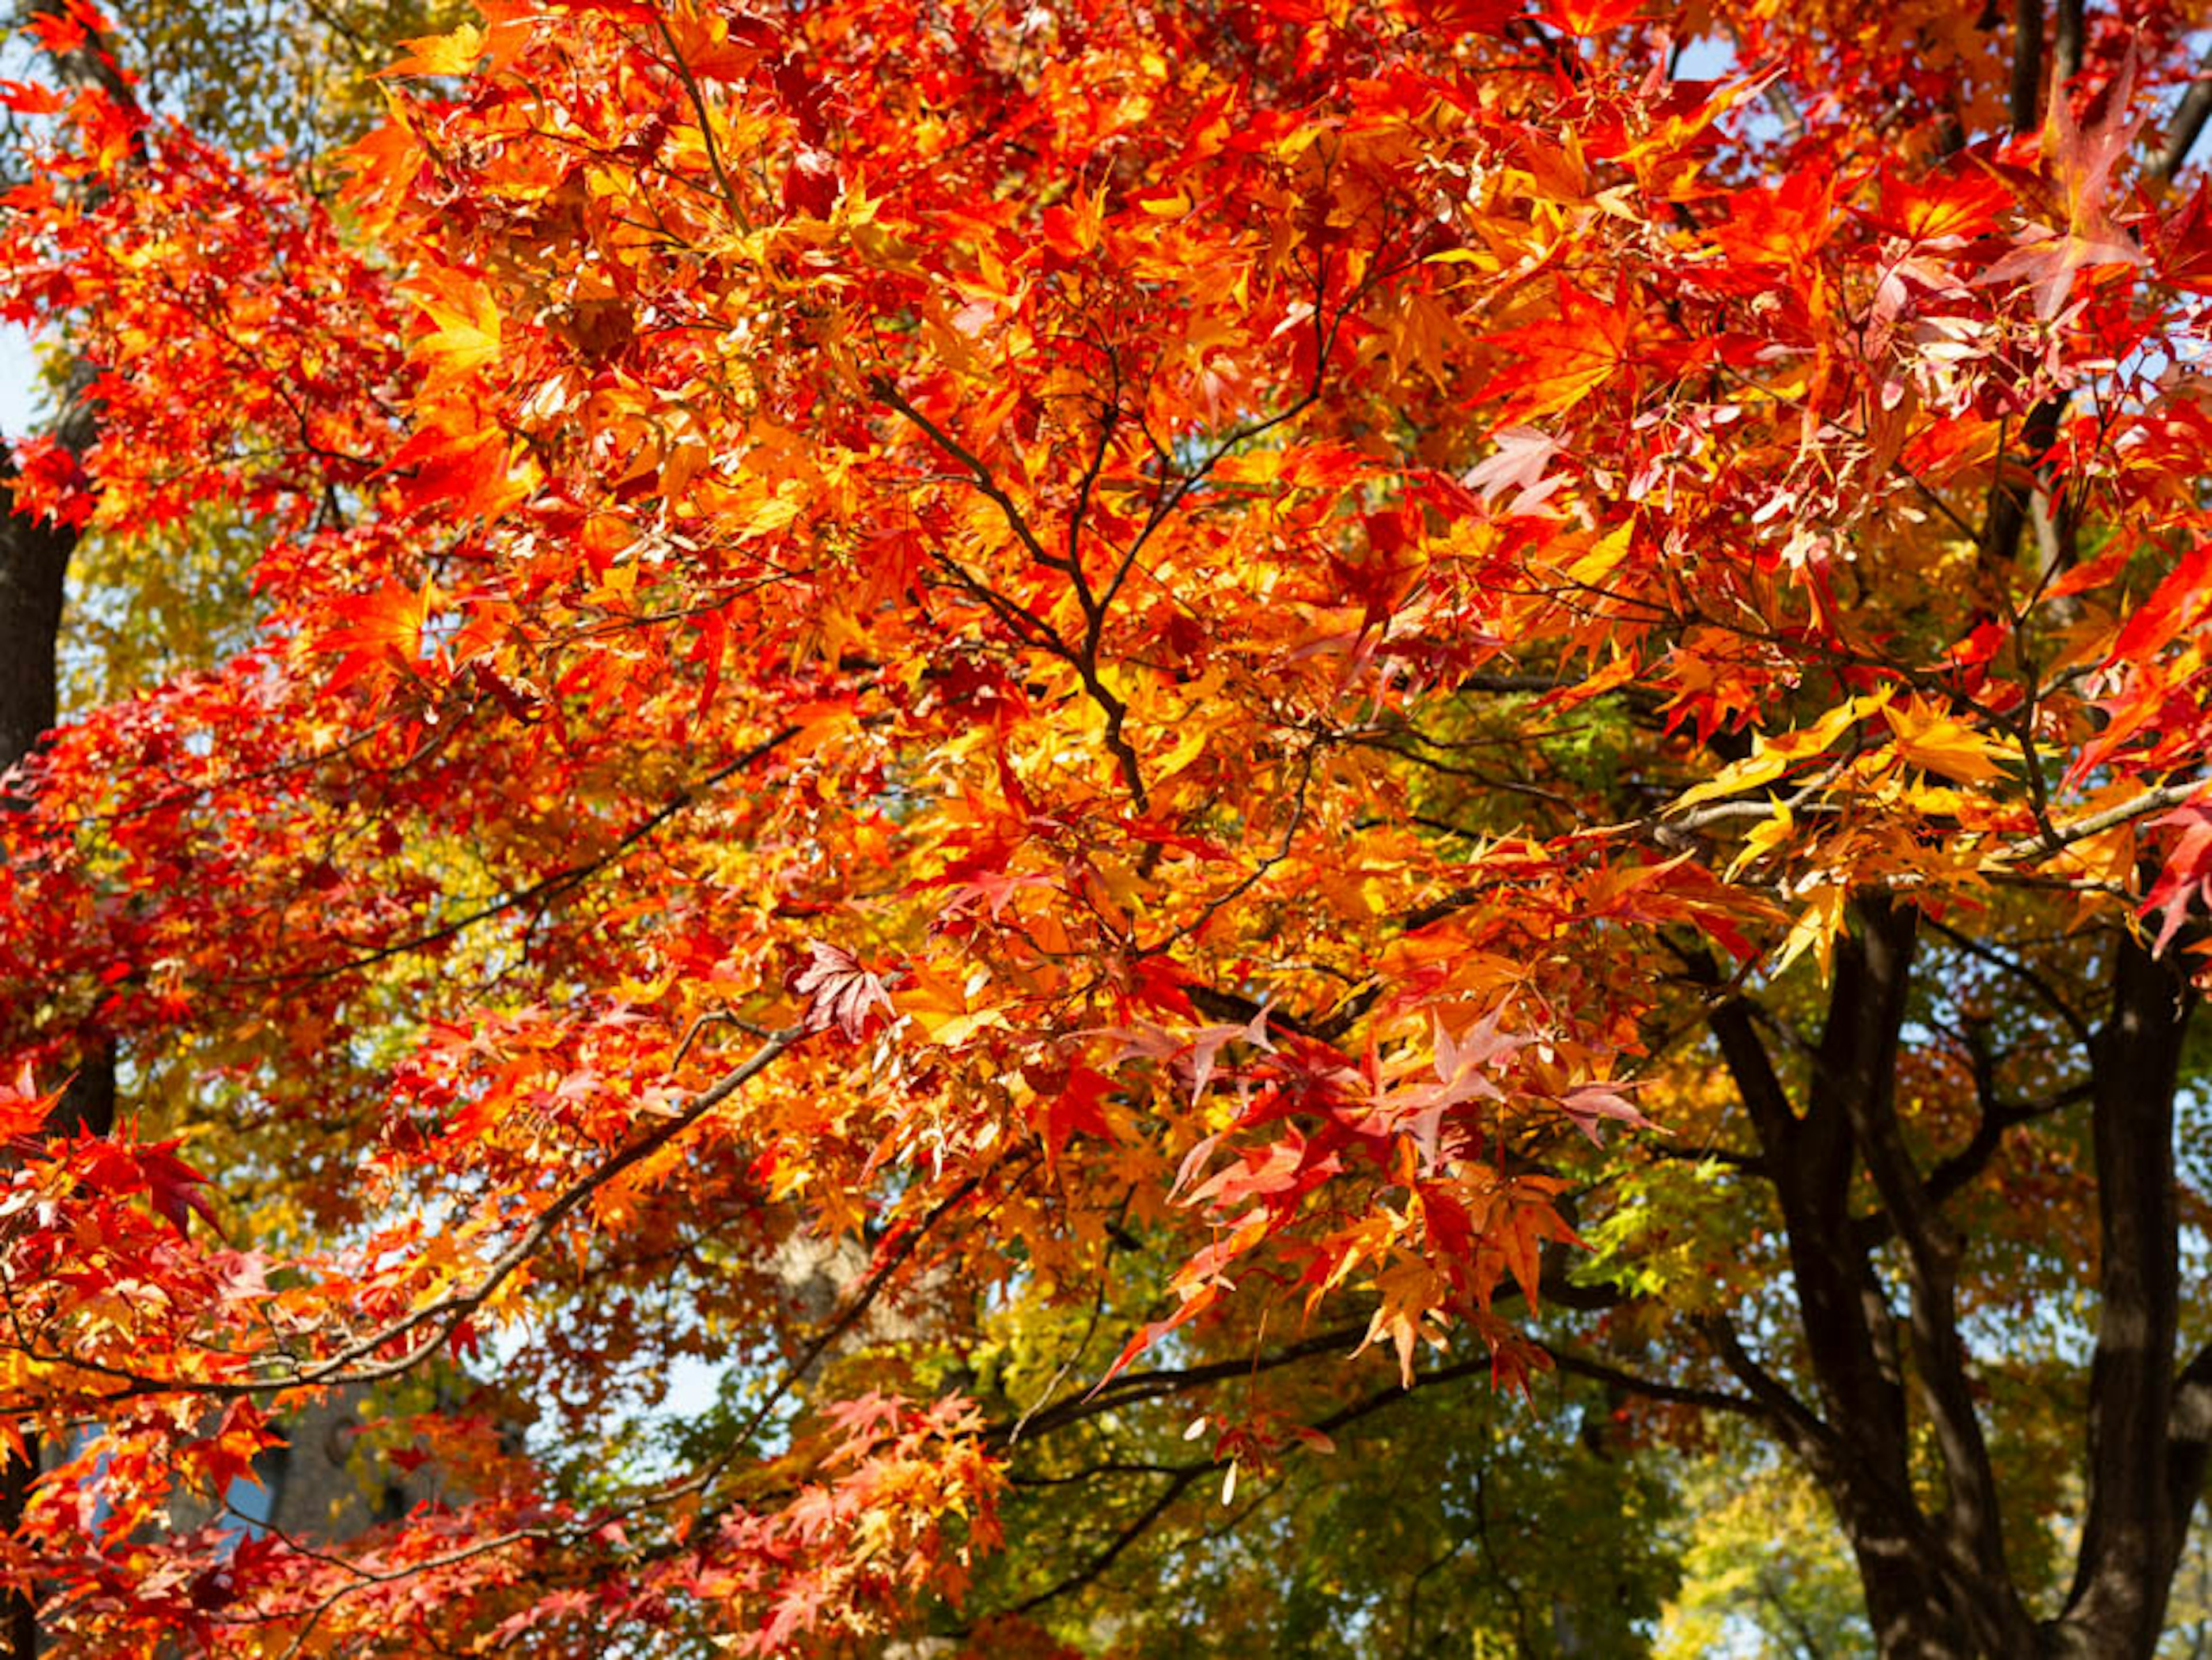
[1656,1446,1872,1659]
[5,0,2212,1655]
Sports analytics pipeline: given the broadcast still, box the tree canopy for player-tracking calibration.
[7,0,2212,1653]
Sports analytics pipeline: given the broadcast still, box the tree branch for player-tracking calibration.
[1675,944,1798,1148]
[2009,0,2043,136]
[1007,1465,1206,1614]
[2157,44,2212,183]
[873,374,1151,808]
[1544,1344,1764,1416]
[991,1324,1368,1448]
[2053,0,2083,85]
[1695,1313,1834,1460]
[1920,913,2094,1049]
[230,725,800,986]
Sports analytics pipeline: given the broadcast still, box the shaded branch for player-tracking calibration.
[991,1324,1367,1448]
[1696,1312,1835,1463]
[1674,943,1798,1147]
[236,725,798,986]
[873,374,1150,807]
[1921,913,2095,1049]
[1543,1344,1764,1417]
[1002,1345,1548,1621]
[2166,1340,2212,1548]
[13,1026,802,1400]
[1007,1465,1206,1614]
[2009,0,2043,136]
[1851,1078,2090,1261]
[2158,44,2212,182]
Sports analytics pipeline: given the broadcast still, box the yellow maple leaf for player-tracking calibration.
[1565,520,1634,587]
[1883,699,2008,782]
[1672,688,1891,812]
[1725,797,1794,880]
[1775,883,1849,981]
[388,24,484,80]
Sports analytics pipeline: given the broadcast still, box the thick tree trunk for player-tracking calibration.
[2042,937,2195,1657]
[0,1454,25,1660]
[0,477,70,789]
[1700,902,2211,1658]
[1820,928,2199,1660]
[1702,903,2017,1657]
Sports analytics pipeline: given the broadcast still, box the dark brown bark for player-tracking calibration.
[1783,903,2006,1657]
[1684,907,2212,1657]
[2011,0,2044,135]
[2156,44,2212,183]
[2044,939,2195,1656]
[0,1454,23,1660]
[1694,920,1987,1655]
[1830,901,2035,1654]
[1981,396,2066,604]
[0,364,96,796]
[1983,0,2070,614]
[0,482,70,791]
[2054,0,2085,85]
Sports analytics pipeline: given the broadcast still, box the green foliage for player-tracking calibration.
[972,1362,1683,1656]
[103,0,459,160]
[1656,1447,1868,1659]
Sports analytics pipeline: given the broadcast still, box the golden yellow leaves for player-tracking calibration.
[895,967,1008,1050]
[1774,882,1850,980]
[1669,689,1889,814]
[1673,687,2013,814]
[387,22,484,80]
[1565,520,1636,588]
[1669,687,2031,979]
[1724,797,1795,882]
[1880,699,2009,782]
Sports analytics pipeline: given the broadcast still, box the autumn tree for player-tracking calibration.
[7,0,2212,1655]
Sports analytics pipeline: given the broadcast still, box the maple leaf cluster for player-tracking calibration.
[1,0,2211,1650]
